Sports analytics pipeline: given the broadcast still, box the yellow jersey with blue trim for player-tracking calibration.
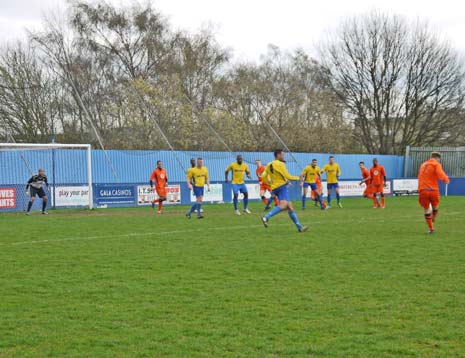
[261,160,299,190]
[321,163,341,184]
[187,166,209,187]
[225,162,249,184]
[301,165,321,184]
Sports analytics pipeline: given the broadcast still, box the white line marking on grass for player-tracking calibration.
[1,224,274,247]
[1,211,462,247]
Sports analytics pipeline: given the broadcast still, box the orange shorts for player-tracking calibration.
[372,183,383,194]
[260,183,271,192]
[419,190,440,209]
[156,187,167,197]
[311,188,321,198]
[363,185,373,197]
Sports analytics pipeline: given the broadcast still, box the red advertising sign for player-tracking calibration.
[0,188,16,208]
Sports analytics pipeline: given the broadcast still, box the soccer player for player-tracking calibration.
[25,168,49,215]
[149,160,168,214]
[370,158,387,209]
[261,150,308,233]
[255,160,279,210]
[321,156,342,208]
[359,161,376,207]
[187,158,203,213]
[418,152,450,234]
[225,155,252,215]
[300,159,326,210]
[311,174,323,207]
[186,157,210,219]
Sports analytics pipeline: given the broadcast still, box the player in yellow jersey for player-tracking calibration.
[321,156,342,208]
[186,158,203,214]
[225,154,252,215]
[260,150,308,233]
[186,157,210,219]
[186,158,196,185]
[186,158,203,213]
[300,159,326,210]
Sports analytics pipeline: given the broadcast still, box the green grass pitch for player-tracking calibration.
[1,196,464,357]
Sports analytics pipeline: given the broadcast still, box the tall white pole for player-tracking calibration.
[87,145,93,210]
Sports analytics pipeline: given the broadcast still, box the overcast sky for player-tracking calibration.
[1,0,465,61]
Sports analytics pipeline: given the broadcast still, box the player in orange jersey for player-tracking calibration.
[369,158,387,209]
[310,174,326,208]
[359,161,375,205]
[255,160,279,210]
[418,152,450,234]
[150,160,168,214]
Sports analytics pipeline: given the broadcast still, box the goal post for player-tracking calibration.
[0,143,93,210]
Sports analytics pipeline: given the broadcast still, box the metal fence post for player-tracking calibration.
[404,145,410,177]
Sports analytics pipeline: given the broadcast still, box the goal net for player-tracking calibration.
[0,143,93,211]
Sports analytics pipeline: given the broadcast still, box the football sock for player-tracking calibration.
[265,206,282,220]
[188,204,196,215]
[243,197,249,210]
[42,200,46,212]
[288,210,302,230]
[381,196,385,206]
[336,193,340,203]
[302,195,306,208]
[158,201,163,211]
[327,194,331,205]
[233,197,238,210]
[432,209,439,221]
[274,197,279,206]
[27,201,33,212]
[261,196,267,205]
[196,203,202,216]
[317,194,324,208]
[267,197,273,207]
[424,213,433,231]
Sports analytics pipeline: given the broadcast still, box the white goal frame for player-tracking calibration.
[0,143,93,209]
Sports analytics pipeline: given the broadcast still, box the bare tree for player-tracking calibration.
[70,0,172,80]
[0,42,60,142]
[7,2,461,154]
[68,1,231,150]
[215,46,356,152]
[320,12,465,154]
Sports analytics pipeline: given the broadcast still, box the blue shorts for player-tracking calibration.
[232,183,248,195]
[272,184,289,201]
[303,183,318,191]
[327,183,339,190]
[193,186,204,197]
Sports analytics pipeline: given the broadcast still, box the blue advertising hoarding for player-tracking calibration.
[94,184,136,207]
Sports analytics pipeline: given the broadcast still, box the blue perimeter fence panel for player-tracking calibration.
[92,150,406,183]
[1,149,406,185]
[7,148,465,212]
